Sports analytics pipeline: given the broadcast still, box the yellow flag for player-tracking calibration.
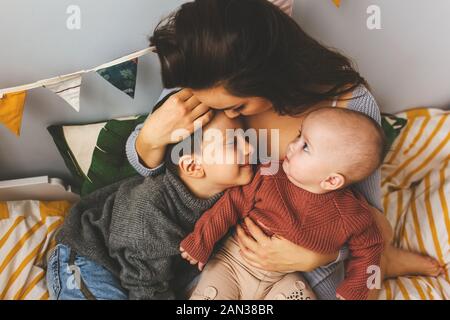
[333,0,341,7]
[0,91,27,136]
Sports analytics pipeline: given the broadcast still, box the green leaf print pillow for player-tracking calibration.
[381,113,408,150]
[47,115,147,196]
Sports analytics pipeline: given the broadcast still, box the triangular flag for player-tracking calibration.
[0,91,27,136]
[43,74,82,112]
[333,0,341,7]
[97,58,138,98]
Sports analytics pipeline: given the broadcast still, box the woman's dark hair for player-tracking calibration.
[150,0,367,116]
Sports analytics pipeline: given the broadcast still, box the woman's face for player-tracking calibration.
[191,86,273,118]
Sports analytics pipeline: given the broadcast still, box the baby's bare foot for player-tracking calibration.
[385,246,444,278]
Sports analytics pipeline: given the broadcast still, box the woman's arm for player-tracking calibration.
[126,123,166,176]
[235,218,339,272]
[126,88,214,176]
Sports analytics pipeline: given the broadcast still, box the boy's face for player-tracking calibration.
[198,113,255,188]
[282,114,338,191]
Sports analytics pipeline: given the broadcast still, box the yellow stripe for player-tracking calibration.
[410,278,427,300]
[398,192,412,250]
[395,190,409,248]
[401,137,450,187]
[0,202,9,220]
[384,280,393,300]
[396,190,404,229]
[0,216,25,250]
[403,116,430,155]
[438,159,450,282]
[0,220,45,273]
[438,158,450,246]
[423,173,445,268]
[423,277,435,300]
[403,228,413,251]
[385,114,415,165]
[397,213,407,248]
[382,114,448,187]
[39,291,49,300]
[36,238,57,265]
[410,189,427,255]
[15,271,45,300]
[39,201,71,220]
[391,190,404,248]
[436,278,449,299]
[383,192,390,214]
[1,219,63,299]
[430,277,446,299]
[405,108,432,118]
[396,278,411,300]
[1,238,46,299]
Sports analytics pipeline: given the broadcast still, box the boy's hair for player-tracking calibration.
[305,107,388,184]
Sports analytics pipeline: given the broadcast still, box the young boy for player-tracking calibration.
[46,111,315,300]
[180,107,387,300]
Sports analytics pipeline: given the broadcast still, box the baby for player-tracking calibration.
[180,107,387,300]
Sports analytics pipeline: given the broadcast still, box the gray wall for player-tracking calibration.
[1,0,449,183]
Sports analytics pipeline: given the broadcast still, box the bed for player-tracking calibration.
[0,107,448,300]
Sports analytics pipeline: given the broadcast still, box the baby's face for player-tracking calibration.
[199,113,255,188]
[282,114,342,192]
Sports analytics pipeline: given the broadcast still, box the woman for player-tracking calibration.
[127,0,442,299]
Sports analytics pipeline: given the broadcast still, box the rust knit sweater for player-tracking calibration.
[181,162,383,300]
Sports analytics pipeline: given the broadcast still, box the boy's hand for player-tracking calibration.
[180,246,205,271]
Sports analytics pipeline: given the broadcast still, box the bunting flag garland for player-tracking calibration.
[332,0,341,7]
[0,91,27,136]
[97,58,138,98]
[0,47,154,136]
[43,73,82,112]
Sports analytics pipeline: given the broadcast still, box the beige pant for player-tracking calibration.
[189,237,316,300]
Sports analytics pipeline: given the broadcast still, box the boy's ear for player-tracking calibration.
[178,155,205,178]
[320,173,345,191]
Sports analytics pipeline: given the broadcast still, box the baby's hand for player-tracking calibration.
[180,246,205,271]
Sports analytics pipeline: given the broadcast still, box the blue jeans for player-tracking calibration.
[46,244,127,300]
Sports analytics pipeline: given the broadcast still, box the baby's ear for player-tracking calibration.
[320,173,346,191]
[178,155,205,178]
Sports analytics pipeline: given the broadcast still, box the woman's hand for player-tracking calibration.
[136,89,214,168]
[140,89,214,148]
[235,217,339,273]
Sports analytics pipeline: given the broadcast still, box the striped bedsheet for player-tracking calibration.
[379,108,449,300]
[0,200,70,300]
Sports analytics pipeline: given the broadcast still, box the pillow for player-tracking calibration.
[381,112,408,151]
[0,200,71,300]
[48,115,147,196]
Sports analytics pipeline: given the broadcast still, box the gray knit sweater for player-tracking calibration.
[56,168,223,300]
[126,86,383,211]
